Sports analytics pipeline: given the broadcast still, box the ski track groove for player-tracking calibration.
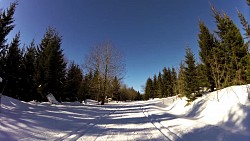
[140,105,182,141]
[55,107,118,141]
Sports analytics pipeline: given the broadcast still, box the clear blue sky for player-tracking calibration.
[0,0,249,92]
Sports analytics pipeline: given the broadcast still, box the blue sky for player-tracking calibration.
[0,0,249,92]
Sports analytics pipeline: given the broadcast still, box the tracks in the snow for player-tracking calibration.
[55,107,118,141]
[56,104,182,141]
[140,105,182,141]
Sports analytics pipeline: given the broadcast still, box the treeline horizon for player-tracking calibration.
[145,1,250,102]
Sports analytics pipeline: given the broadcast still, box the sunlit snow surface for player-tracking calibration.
[1,85,250,141]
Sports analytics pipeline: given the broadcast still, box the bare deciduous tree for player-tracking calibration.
[85,41,125,105]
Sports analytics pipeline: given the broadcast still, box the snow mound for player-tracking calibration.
[1,95,27,111]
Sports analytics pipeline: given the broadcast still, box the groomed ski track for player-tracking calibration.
[56,102,179,141]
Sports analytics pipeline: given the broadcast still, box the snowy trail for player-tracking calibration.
[74,103,171,141]
[55,107,119,141]
[0,96,205,141]
[140,105,181,141]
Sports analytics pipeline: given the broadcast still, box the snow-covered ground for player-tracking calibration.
[1,85,250,141]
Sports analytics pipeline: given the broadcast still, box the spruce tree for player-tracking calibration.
[184,47,198,101]
[166,68,172,97]
[21,41,37,101]
[0,2,16,55]
[171,67,177,96]
[237,5,250,83]
[64,62,83,102]
[90,70,102,101]
[198,20,216,91]
[4,33,22,99]
[177,61,186,97]
[213,7,248,86]
[35,27,66,101]
[78,72,93,102]
[157,72,163,98]
[196,63,209,93]
[162,68,167,97]
[237,10,250,39]
[145,77,153,100]
[162,67,172,97]
[111,76,120,101]
[0,2,17,94]
[152,74,158,98]
[135,91,142,101]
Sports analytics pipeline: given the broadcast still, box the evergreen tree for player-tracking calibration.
[237,4,250,83]
[171,67,177,96]
[213,7,248,86]
[4,33,22,99]
[135,91,142,101]
[184,47,199,101]
[78,72,94,102]
[0,2,16,55]
[79,71,93,101]
[162,68,167,97]
[111,76,120,101]
[177,61,185,97]
[196,63,209,93]
[0,2,17,94]
[145,77,153,100]
[21,41,37,101]
[237,10,250,39]
[157,72,163,98]
[92,70,102,101]
[152,74,158,98]
[64,62,83,102]
[162,67,171,97]
[167,68,172,97]
[162,67,172,97]
[35,27,66,101]
[198,20,216,91]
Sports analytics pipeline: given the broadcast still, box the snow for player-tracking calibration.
[83,99,99,105]
[1,85,250,140]
[47,93,59,104]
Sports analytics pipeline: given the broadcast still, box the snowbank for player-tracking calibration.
[163,85,250,132]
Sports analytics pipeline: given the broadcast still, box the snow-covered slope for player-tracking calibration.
[157,84,250,140]
[167,85,250,128]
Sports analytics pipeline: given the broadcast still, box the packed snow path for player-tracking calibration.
[56,103,176,141]
[0,96,187,141]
